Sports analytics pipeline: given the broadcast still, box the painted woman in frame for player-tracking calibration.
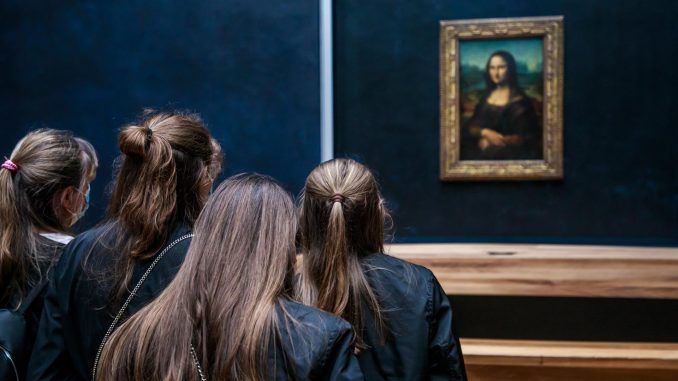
[461,50,542,160]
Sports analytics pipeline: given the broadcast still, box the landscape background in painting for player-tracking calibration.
[459,37,544,128]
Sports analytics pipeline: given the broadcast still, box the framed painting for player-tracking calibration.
[439,16,564,181]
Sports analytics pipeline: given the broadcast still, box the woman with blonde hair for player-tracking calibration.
[296,158,466,380]
[95,174,363,380]
[0,129,98,380]
[28,110,222,381]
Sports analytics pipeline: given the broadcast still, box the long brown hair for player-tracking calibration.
[96,174,298,381]
[0,129,97,306]
[101,110,222,302]
[296,158,387,349]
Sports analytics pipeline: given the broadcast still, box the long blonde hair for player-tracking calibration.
[296,158,387,349]
[96,174,298,381]
[0,129,97,306]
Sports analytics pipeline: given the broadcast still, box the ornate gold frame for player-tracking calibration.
[439,16,564,181]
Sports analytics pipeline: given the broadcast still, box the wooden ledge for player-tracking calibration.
[461,338,678,370]
[386,243,678,299]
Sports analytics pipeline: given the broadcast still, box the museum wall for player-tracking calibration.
[334,0,678,246]
[333,0,678,343]
[0,0,320,228]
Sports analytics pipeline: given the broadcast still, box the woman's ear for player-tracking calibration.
[55,186,79,225]
[61,186,79,211]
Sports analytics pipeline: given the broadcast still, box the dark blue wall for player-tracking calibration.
[334,0,678,245]
[0,0,320,229]
[2,0,676,245]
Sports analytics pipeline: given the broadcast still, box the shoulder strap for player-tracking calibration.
[91,233,193,380]
[190,344,208,381]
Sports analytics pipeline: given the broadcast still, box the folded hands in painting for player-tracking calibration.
[480,128,506,149]
[479,129,525,151]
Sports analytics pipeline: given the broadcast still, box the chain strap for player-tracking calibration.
[190,344,208,381]
[91,233,194,380]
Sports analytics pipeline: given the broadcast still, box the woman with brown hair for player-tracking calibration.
[95,173,363,380]
[27,110,223,381]
[0,129,98,380]
[296,158,466,380]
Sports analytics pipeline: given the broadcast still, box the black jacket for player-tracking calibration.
[2,235,65,379]
[357,253,466,380]
[271,299,364,380]
[27,223,192,381]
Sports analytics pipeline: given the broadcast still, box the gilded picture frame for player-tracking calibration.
[439,16,564,181]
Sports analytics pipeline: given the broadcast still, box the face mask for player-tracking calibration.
[71,185,90,224]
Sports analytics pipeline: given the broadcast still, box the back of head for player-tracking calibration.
[108,110,223,257]
[0,129,97,305]
[297,158,387,349]
[104,109,223,302]
[96,173,297,381]
[188,173,297,303]
[75,137,99,183]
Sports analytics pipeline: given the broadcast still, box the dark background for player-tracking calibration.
[0,0,320,229]
[334,0,678,246]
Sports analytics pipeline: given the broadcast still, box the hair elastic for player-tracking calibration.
[1,158,18,173]
[330,193,345,204]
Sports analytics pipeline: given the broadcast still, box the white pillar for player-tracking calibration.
[319,0,334,162]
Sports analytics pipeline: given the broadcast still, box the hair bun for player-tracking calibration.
[118,125,150,157]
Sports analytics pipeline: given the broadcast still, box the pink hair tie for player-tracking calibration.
[2,158,18,173]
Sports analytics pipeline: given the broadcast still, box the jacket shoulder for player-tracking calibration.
[277,299,353,371]
[362,253,435,284]
[280,298,352,335]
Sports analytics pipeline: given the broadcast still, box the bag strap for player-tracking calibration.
[190,344,208,381]
[91,233,193,380]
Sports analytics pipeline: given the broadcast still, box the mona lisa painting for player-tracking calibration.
[440,16,564,181]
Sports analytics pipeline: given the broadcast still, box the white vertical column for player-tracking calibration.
[319,0,334,161]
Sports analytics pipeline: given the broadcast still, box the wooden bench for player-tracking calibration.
[462,338,678,381]
[387,243,678,299]
[388,244,678,379]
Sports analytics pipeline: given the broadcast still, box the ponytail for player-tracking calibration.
[0,129,95,306]
[316,201,349,314]
[0,168,35,305]
[297,158,387,349]
[114,124,178,258]
[104,110,223,303]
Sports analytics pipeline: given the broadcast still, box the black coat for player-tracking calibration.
[357,253,466,381]
[271,299,364,380]
[27,224,364,381]
[2,235,65,379]
[27,223,192,381]
[15,237,65,336]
